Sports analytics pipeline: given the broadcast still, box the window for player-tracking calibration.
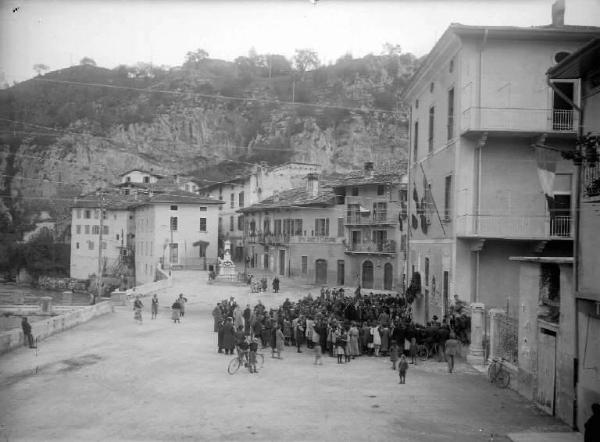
[170,216,178,231]
[315,218,329,236]
[274,219,282,235]
[449,58,454,73]
[76,209,81,219]
[143,176,150,183]
[302,256,308,274]
[126,176,131,182]
[294,219,303,235]
[88,240,94,250]
[229,216,234,231]
[116,234,119,240]
[230,193,235,208]
[237,215,244,231]
[351,187,359,196]
[124,189,130,195]
[84,210,91,219]
[413,121,419,161]
[218,217,222,231]
[76,242,79,249]
[76,225,81,234]
[428,106,435,154]
[430,82,434,93]
[200,206,207,212]
[415,99,419,109]
[263,218,270,234]
[200,218,207,232]
[337,217,344,237]
[425,257,430,286]
[102,241,107,250]
[373,202,387,222]
[239,192,244,208]
[377,185,385,196]
[444,175,453,221]
[103,225,109,235]
[170,205,178,211]
[94,209,99,219]
[447,88,455,140]
[85,225,90,234]
[92,225,100,235]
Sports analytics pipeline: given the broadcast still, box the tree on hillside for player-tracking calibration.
[293,49,320,74]
[184,48,209,68]
[33,63,49,76]
[79,57,97,66]
[262,54,292,78]
[381,43,402,57]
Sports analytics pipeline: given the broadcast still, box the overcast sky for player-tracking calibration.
[1,0,599,84]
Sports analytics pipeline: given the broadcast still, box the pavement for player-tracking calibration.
[0,270,582,441]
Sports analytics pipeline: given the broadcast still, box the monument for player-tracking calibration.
[217,240,237,281]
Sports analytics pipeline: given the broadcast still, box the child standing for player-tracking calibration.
[248,338,259,373]
[151,294,159,319]
[390,340,399,370]
[409,337,417,364]
[335,329,345,364]
[398,355,409,384]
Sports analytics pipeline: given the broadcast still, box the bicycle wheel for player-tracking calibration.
[418,345,429,360]
[227,357,241,375]
[257,353,264,368]
[496,368,510,388]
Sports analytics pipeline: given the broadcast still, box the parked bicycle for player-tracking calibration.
[487,357,510,388]
[227,351,265,375]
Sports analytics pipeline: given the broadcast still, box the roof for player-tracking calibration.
[403,22,600,101]
[238,185,336,213]
[72,188,223,210]
[329,165,406,188]
[119,168,164,178]
[509,256,573,264]
[547,38,600,79]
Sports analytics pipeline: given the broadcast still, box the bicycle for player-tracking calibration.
[417,344,429,360]
[487,357,510,388]
[227,351,264,375]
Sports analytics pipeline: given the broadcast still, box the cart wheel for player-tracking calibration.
[227,357,241,375]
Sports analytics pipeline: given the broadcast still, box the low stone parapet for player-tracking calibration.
[0,301,113,355]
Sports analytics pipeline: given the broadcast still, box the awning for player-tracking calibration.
[359,206,370,213]
[193,240,210,247]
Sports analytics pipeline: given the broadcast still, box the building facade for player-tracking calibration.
[548,38,600,431]
[198,162,320,263]
[403,23,600,324]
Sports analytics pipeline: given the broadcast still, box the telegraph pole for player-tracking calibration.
[96,190,106,303]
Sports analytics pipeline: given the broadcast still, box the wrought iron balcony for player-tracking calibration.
[345,213,397,226]
[461,107,577,135]
[583,163,600,199]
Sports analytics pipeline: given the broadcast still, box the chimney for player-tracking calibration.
[306,173,319,197]
[552,0,565,26]
[364,161,374,177]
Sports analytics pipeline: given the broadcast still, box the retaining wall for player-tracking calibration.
[0,301,113,355]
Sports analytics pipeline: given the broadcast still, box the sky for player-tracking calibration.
[1,0,600,84]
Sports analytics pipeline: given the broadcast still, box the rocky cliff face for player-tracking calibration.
[1,55,415,230]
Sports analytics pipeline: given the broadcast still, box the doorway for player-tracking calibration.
[279,250,286,276]
[536,328,557,415]
[316,259,328,284]
[337,260,345,285]
[362,260,374,289]
[384,263,393,290]
[552,81,575,131]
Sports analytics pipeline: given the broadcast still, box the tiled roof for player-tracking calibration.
[329,165,406,187]
[239,186,336,213]
[118,168,164,178]
[135,189,224,206]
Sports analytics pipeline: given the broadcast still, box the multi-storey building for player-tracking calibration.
[239,174,345,284]
[403,19,600,324]
[331,163,407,291]
[70,191,136,280]
[132,190,222,284]
[198,162,320,262]
[548,37,600,431]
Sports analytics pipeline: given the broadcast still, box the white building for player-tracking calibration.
[119,169,163,185]
[132,191,223,284]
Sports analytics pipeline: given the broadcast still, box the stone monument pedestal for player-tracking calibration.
[39,296,53,314]
[467,302,486,366]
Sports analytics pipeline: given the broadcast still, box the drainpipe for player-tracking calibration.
[406,106,413,292]
[546,77,583,431]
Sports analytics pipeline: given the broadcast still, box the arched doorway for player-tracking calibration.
[384,263,393,290]
[362,260,374,289]
[315,259,328,284]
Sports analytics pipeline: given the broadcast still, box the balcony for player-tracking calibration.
[260,234,289,245]
[345,213,397,226]
[461,107,577,136]
[289,235,343,244]
[345,240,397,255]
[583,163,600,200]
[456,214,572,239]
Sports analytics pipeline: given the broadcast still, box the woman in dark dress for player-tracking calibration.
[222,317,236,355]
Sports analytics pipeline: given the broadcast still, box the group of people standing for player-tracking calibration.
[132,293,187,324]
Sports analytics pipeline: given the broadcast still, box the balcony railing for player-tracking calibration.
[456,214,572,239]
[346,213,397,225]
[583,163,600,198]
[290,235,342,244]
[345,240,397,254]
[461,107,576,134]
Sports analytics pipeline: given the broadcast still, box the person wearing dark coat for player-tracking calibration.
[272,277,280,293]
[21,317,36,348]
[222,318,236,355]
[243,305,252,335]
[212,304,223,332]
[217,320,225,353]
[585,403,600,442]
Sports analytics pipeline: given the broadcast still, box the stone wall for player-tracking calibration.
[0,301,113,355]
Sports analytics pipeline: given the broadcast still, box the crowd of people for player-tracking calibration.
[212,286,471,375]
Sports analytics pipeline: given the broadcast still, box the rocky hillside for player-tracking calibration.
[0,51,419,238]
